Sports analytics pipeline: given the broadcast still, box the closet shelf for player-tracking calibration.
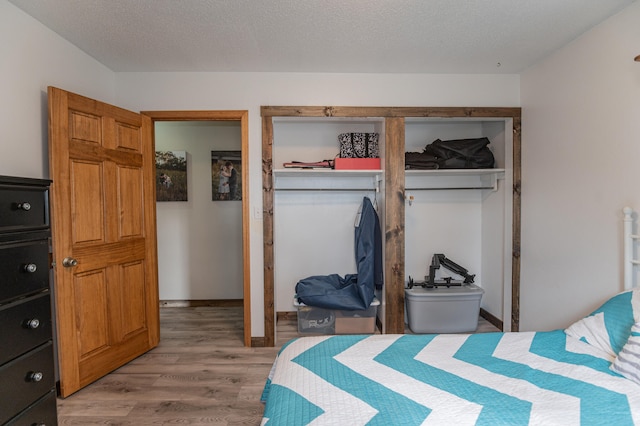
[273,168,383,191]
[405,168,505,191]
[274,168,383,176]
[405,168,505,177]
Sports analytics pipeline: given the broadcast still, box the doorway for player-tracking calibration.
[142,110,251,346]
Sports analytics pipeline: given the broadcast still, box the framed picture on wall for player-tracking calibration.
[212,150,242,201]
[156,150,188,201]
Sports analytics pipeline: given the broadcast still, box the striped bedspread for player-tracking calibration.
[261,331,640,425]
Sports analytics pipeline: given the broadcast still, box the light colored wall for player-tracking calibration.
[0,1,115,179]
[11,0,639,338]
[114,73,520,336]
[154,122,243,300]
[520,1,640,331]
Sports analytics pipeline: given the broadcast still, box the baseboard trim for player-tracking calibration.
[251,337,266,347]
[376,316,383,333]
[159,299,243,308]
[479,308,503,331]
[277,311,298,321]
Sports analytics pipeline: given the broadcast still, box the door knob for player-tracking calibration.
[62,257,78,267]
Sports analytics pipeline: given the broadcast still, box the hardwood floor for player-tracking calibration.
[56,307,500,425]
[56,307,277,425]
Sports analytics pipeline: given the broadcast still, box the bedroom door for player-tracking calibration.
[48,87,160,397]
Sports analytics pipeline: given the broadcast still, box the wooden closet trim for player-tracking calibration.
[261,115,275,347]
[262,106,522,346]
[261,106,395,118]
[384,117,406,334]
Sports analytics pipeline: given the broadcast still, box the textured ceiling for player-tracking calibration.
[8,0,635,73]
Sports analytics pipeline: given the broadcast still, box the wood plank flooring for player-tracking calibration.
[56,307,499,425]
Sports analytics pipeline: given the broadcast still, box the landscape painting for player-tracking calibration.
[156,150,188,201]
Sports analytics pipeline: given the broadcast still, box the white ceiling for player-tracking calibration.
[8,0,635,74]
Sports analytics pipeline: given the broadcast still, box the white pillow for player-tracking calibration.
[610,322,640,384]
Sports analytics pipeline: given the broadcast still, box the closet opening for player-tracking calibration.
[143,110,251,347]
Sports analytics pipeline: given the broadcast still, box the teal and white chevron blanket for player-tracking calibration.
[261,331,640,425]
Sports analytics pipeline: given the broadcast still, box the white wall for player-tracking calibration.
[5,0,640,337]
[5,0,639,338]
[520,2,640,331]
[114,73,520,336]
[13,0,637,337]
[0,1,115,179]
[155,122,243,300]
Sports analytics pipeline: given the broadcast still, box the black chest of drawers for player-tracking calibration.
[0,175,57,425]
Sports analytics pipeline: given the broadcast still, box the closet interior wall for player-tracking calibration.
[404,118,513,328]
[271,118,386,317]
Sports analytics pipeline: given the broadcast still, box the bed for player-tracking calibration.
[261,208,640,425]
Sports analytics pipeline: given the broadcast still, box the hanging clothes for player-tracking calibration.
[295,197,383,310]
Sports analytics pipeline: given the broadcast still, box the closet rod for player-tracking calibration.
[275,187,377,192]
[405,186,495,191]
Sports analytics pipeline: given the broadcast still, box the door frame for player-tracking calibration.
[142,110,251,347]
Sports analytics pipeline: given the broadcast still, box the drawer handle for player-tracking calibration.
[17,202,32,211]
[23,263,38,273]
[28,371,43,382]
[24,318,40,329]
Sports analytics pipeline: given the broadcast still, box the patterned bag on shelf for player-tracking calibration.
[338,133,379,158]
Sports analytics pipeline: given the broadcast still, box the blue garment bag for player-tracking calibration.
[295,197,382,310]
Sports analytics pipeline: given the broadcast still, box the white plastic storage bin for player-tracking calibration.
[405,284,484,333]
[294,297,380,334]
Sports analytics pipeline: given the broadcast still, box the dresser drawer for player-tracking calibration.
[0,185,49,233]
[0,342,55,425]
[4,389,58,426]
[0,239,50,304]
[0,292,52,365]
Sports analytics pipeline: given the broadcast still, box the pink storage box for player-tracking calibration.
[334,158,381,170]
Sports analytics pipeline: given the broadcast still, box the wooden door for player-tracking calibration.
[48,87,159,397]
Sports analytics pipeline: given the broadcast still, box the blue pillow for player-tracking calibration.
[565,289,639,358]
